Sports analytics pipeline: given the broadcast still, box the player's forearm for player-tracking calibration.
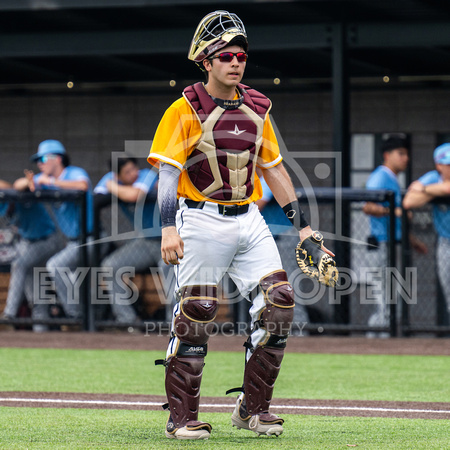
[403,190,431,209]
[422,182,450,197]
[261,163,297,206]
[108,182,142,202]
[362,201,388,216]
[13,177,30,191]
[262,164,309,231]
[158,163,180,229]
[40,178,89,191]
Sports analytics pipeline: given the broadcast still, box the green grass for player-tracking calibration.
[0,348,449,402]
[0,347,449,448]
[0,408,449,449]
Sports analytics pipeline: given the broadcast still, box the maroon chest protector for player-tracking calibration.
[183,82,271,202]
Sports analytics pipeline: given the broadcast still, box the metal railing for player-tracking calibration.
[0,189,88,330]
[1,187,447,336]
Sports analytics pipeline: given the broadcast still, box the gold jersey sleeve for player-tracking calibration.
[148,96,282,204]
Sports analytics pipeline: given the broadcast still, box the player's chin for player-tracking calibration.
[227,73,243,83]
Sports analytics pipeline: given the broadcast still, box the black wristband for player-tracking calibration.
[282,201,309,230]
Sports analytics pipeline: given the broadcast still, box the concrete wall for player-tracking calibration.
[0,88,449,187]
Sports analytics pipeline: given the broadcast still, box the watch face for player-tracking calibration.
[312,231,323,242]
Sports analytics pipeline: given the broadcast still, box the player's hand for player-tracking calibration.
[106,179,118,193]
[161,226,184,265]
[24,170,36,192]
[296,228,338,287]
[299,226,335,257]
[407,180,425,193]
[37,174,54,186]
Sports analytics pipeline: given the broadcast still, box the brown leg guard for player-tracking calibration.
[243,346,285,415]
[164,285,218,432]
[243,270,294,416]
[165,355,204,428]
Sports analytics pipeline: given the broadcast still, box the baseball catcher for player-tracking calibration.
[295,231,339,287]
[149,9,338,441]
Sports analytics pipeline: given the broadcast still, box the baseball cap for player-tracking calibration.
[433,143,450,165]
[30,139,66,162]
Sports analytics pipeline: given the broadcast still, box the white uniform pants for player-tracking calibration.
[167,199,283,359]
[437,236,450,316]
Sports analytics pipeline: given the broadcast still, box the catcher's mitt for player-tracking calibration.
[295,231,338,287]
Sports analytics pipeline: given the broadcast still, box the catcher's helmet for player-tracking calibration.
[188,10,248,64]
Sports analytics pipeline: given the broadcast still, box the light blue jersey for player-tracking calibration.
[94,168,158,232]
[0,202,8,217]
[14,203,56,240]
[366,165,402,242]
[258,178,291,236]
[0,199,55,240]
[418,170,450,239]
[34,166,93,239]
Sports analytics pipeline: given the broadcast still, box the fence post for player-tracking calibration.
[400,202,411,337]
[387,191,397,337]
[79,191,91,332]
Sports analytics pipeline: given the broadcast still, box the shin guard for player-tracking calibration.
[164,285,218,429]
[165,353,204,428]
[244,270,294,415]
[243,345,285,415]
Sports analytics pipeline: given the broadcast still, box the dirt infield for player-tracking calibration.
[1,391,449,420]
[1,331,449,420]
[0,330,449,355]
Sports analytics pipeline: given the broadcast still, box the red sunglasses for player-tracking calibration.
[208,52,248,63]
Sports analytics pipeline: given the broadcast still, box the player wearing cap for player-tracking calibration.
[363,137,427,336]
[28,140,93,321]
[148,10,333,440]
[94,157,160,325]
[1,172,65,331]
[403,143,450,322]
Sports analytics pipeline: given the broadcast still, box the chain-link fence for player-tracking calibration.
[0,189,88,331]
[271,188,399,336]
[1,188,448,336]
[90,192,165,331]
[401,197,450,336]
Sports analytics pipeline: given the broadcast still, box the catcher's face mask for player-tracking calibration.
[188,10,248,65]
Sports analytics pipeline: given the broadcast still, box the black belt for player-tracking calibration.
[184,199,249,216]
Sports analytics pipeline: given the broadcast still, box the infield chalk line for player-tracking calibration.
[1,398,449,415]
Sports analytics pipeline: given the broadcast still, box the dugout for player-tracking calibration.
[1,1,450,336]
[1,187,449,336]
[0,189,89,331]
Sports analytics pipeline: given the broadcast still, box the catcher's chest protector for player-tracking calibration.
[183,82,271,202]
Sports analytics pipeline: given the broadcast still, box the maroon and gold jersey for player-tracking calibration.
[148,83,282,205]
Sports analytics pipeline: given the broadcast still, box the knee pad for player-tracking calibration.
[259,270,294,339]
[174,285,219,345]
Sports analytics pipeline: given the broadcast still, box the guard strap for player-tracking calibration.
[282,200,309,230]
[226,386,243,395]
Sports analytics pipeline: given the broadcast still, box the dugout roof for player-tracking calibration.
[1,0,450,93]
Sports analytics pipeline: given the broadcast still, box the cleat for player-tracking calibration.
[231,393,284,437]
[249,414,284,437]
[165,416,211,440]
[231,393,251,430]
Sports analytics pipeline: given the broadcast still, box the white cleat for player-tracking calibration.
[231,393,284,437]
[165,417,211,440]
[165,427,210,440]
[231,393,251,430]
[249,414,284,437]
